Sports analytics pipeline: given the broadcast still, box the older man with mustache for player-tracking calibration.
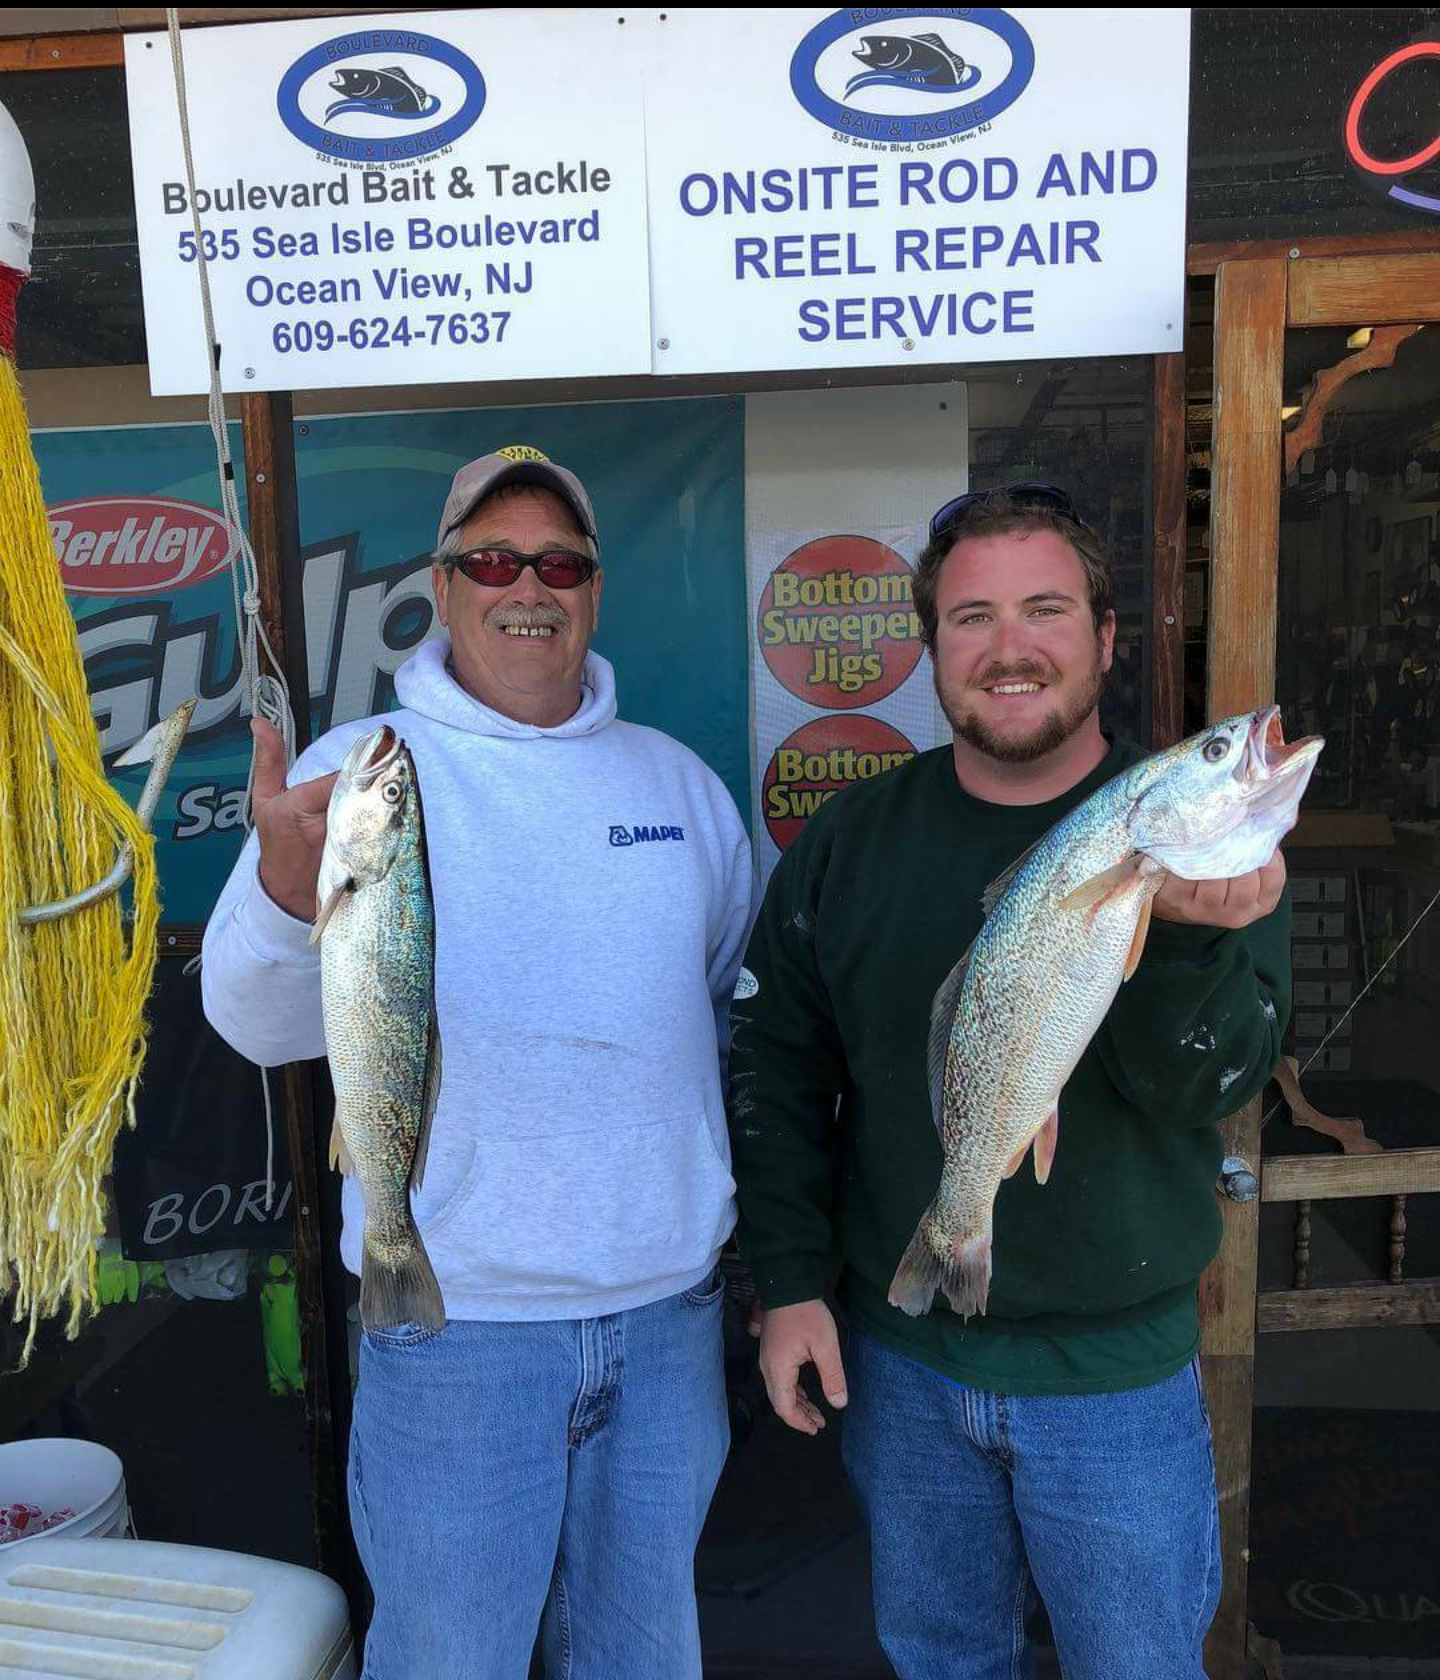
[202,447,752,1679]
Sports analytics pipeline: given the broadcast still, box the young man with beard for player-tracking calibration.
[727,485,1291,1679]
[203,449,750,1678]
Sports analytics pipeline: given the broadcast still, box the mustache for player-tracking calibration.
[972,660,1055,688]
[486,602,570,632]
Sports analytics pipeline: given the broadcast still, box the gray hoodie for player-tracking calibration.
[201,641,753,1319]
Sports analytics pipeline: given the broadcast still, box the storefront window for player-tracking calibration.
[1249,321,1440,1662]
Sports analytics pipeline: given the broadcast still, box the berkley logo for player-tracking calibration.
[50,497,237,597]
[609,824,687,847]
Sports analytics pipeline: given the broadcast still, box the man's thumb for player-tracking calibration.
[814,1337,848,1409]
[250,718,287,804]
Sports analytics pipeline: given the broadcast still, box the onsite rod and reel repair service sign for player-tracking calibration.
[646,8,1191,374]
[123,12,652,393]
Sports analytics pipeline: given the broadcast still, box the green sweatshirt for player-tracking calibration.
[728,738,1291,1396]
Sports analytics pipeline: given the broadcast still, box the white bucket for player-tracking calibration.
[0,1438,129,1548]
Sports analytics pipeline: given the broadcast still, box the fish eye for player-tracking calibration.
[381,779,404,805]
[1202,737,1230,763]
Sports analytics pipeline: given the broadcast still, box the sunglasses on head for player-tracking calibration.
[448,547,597,590]
[928,481,1079,541]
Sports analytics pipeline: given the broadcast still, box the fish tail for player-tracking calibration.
[360,1229,445,1333]
[888,1207,992,1320]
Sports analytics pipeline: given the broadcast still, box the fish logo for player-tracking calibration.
[790,9,1034,145]
[277,31,486,165]
[845,33,981,97]
[324,66,441,124]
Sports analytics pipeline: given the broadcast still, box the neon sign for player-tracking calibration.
[1344,41,1440,215]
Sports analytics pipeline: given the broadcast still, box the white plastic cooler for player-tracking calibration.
[0,1535,356,1678]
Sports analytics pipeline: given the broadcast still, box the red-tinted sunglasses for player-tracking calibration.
[450,547,597,590]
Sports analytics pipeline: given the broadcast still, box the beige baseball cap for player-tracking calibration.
[435,445,599,552]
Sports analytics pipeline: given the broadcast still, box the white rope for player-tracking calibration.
[165,9,295,809]
[166,9,299,1211]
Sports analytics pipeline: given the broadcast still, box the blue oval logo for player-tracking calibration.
[790,9,1034,143]
[277,30,486,164]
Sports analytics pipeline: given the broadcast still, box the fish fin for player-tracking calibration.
[926,944,973,1136]
[1123,891,1157,981]
[113,713,171,767]
[410,1010,443,1195]
[308,878,354,946]
[911,32,967,73]
[328,1120,354,1177]
[981,838,1043,916]
[360,1230,445,1333]
[889,1211,992,1320]
[1056,855,1145,914]
[1033,1110,1059,1185]
[1001,1140,1029,1180]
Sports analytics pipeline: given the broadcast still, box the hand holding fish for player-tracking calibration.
[888,709,1322,1323]
[251,717,339,921]
[1151,850,1287,929]
[756,1299,849,1436]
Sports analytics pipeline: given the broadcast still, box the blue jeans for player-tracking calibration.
[347,1272,729,1679]
[841,1332,1220,1680]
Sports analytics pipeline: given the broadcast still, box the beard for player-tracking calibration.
[938,651,1107,765]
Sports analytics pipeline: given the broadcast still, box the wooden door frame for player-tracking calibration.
[1202,244,1440,1677]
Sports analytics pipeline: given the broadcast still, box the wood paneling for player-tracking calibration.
[1258,1279,1440,1333]
[1188,229,1440,276]
[0,33,123,70]
[1207,259,1287,720]
[1262,1148,1440,1203]
[1289,254,1440,328]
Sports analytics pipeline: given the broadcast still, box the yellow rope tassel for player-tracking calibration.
[0,352,160,1362]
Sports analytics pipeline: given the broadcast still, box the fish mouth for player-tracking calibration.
[1244,707,1323,782]
[1239,708,1323,811]
[339,724,400,789]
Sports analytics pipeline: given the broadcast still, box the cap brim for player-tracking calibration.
[442,461,596,546]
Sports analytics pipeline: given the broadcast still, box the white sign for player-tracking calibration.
[124,12,652,394]
[646,8,1191,374]
[745,385,964,885]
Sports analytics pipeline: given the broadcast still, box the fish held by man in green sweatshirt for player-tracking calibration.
[889,708,1322,1322]
[311,724,445,1334]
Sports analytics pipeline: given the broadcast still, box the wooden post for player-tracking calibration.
[1200,1096,1265,1680]
[1149,351,1188,748]
[240,392,357,1607]
[1201,255,1288,1680]
[1207,259,1286,719]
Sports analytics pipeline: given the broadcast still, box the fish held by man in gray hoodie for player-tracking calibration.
[890,707,1323,1322]
[310,724,445,1333]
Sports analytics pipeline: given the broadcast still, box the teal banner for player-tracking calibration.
[41,397,747,923]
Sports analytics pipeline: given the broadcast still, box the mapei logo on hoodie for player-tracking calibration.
[608,824,687,848]
[277,28,487,165]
